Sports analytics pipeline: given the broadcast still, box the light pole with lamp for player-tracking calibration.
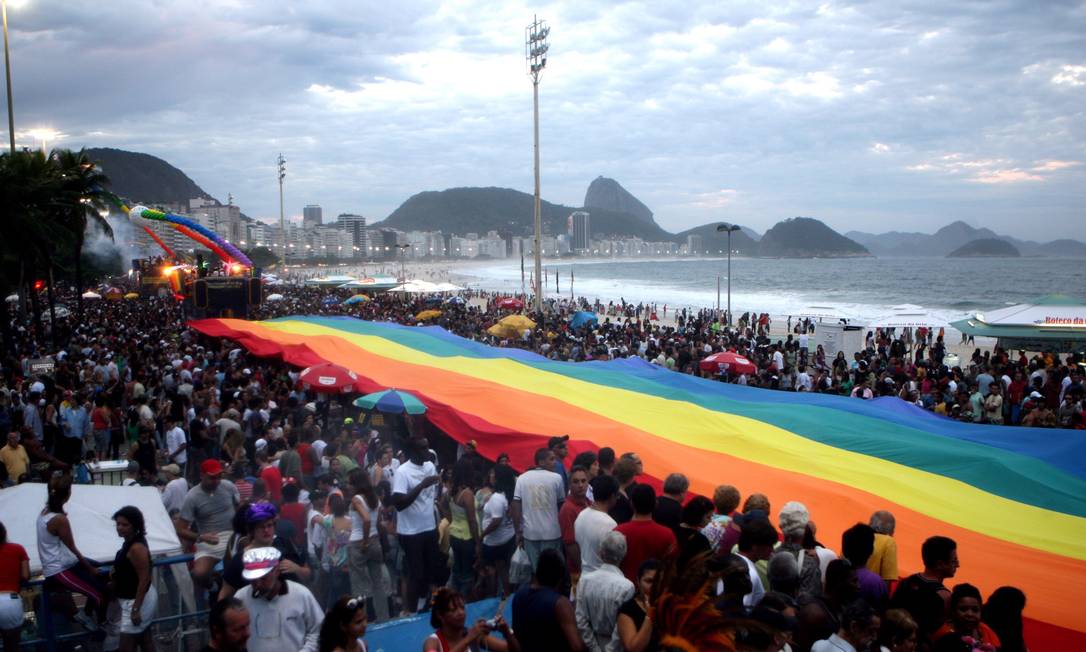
[525,16,549,313]
[394,244,409,283]
[716,223,740,325]
[277,153,286,265]
[1,0,20,154]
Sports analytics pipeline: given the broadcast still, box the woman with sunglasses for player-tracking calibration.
[318,594,370,652]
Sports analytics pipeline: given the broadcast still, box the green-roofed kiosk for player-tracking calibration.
[951,294,1086,352]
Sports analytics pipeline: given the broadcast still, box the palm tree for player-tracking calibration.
[0,149,58,347]
[50,148,112,321]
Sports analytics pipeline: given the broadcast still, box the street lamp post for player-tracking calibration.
[716,223,741,325]
[395,244,409,283]
[277,154,286,265]
[2,0,17,153]
[525,16,549,314]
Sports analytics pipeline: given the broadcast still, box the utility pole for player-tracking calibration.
[526,16,549,313]
[277,154,286,265]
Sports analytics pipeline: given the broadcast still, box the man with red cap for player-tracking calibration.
[178,459,240,590]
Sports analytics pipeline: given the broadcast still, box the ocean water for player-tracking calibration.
[457,257,1086,324]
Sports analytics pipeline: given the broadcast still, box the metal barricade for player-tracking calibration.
[18,554,209,651]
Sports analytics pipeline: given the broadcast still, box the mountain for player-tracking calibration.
[583,177,657,226]
[375,187,674,241]
[1038,239,1086,257]
[758,217,871,258]
[847,220,1086,257]
[673,223,759,255]
[85,147,214,205]
[947,238,1021,258]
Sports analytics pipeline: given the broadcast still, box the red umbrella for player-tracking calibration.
[496,297,524,310]
[699,352,757,375]
[299,363,359,393]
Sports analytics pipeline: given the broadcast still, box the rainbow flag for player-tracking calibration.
[190,316,1086,647]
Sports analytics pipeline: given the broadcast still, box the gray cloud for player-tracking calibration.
[6,0,1084,239]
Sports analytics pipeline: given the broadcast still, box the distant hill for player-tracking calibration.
[847,220,1085,257]
[673,223,759,255]
[947,238,1021,258]
[758,218,871,258]
[374,187,674,241]
[85,147,214,205]
[583,177,657,226]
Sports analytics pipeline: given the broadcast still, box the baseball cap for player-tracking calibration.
[241,547,282,581]
[778,501,810,537]
[547,435,570,449]
[200,459,224,476]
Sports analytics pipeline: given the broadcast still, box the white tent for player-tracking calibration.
[82,291,102,300]
[389,280,441,293]
[0,483,182,575]
[434,282,465,292]
[797,305,851,320]
[871,305,946,328]
[266,293,285,301]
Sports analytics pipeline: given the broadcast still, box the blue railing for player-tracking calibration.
[19,554,208,651]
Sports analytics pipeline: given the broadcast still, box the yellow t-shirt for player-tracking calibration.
[867,532,898,581]
[0,444,30,481]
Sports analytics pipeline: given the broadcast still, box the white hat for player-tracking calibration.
[30,381,45,394]
[241,546,281,581]
[255,438,268,451]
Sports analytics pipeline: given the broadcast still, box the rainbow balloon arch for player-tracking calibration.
[126,204,253,268]
[189,315,1086,650]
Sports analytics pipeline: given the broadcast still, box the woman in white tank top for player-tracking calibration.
[37,475,109,631]
[347,468,390,622]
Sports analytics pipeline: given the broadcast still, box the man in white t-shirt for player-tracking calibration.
[391,437,442,614]
[165,416,188,475]
[510,447,566,571]
[574,474,619,575]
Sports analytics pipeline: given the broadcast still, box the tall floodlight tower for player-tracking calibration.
[277,154,287,264]
[526,16,549,313]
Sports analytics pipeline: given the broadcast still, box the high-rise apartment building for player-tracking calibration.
[570,211,591,251]
[303,204,323,230]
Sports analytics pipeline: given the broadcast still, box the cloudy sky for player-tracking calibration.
[7,0,1085,239]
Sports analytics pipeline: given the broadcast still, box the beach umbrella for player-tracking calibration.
[299,362,359,393]
[123,292,139,300]
[487,314,536,339]
[266,293,285,302]
[4,294,17,303]
[322,296,341,306]
[82,291,102,300]
[570,311,598,329]
[415,309,442,321]
[104,287,123,300]
[700,351,757,375]
[353,389,427,415]
[444,296,466,305]
[496,297,524,310]
[343,294,370,306]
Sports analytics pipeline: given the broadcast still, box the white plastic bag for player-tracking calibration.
[509,546,533,586]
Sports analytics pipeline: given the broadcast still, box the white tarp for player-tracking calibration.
[0,483,182,575]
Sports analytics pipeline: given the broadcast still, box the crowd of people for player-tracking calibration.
[0,279,1063,651]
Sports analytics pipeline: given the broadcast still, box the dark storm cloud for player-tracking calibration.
[5,0,1083,239]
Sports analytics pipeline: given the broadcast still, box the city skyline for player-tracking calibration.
[4,1,1084,240]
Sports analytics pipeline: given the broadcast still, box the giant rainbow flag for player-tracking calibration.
[191,316,1086,647]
